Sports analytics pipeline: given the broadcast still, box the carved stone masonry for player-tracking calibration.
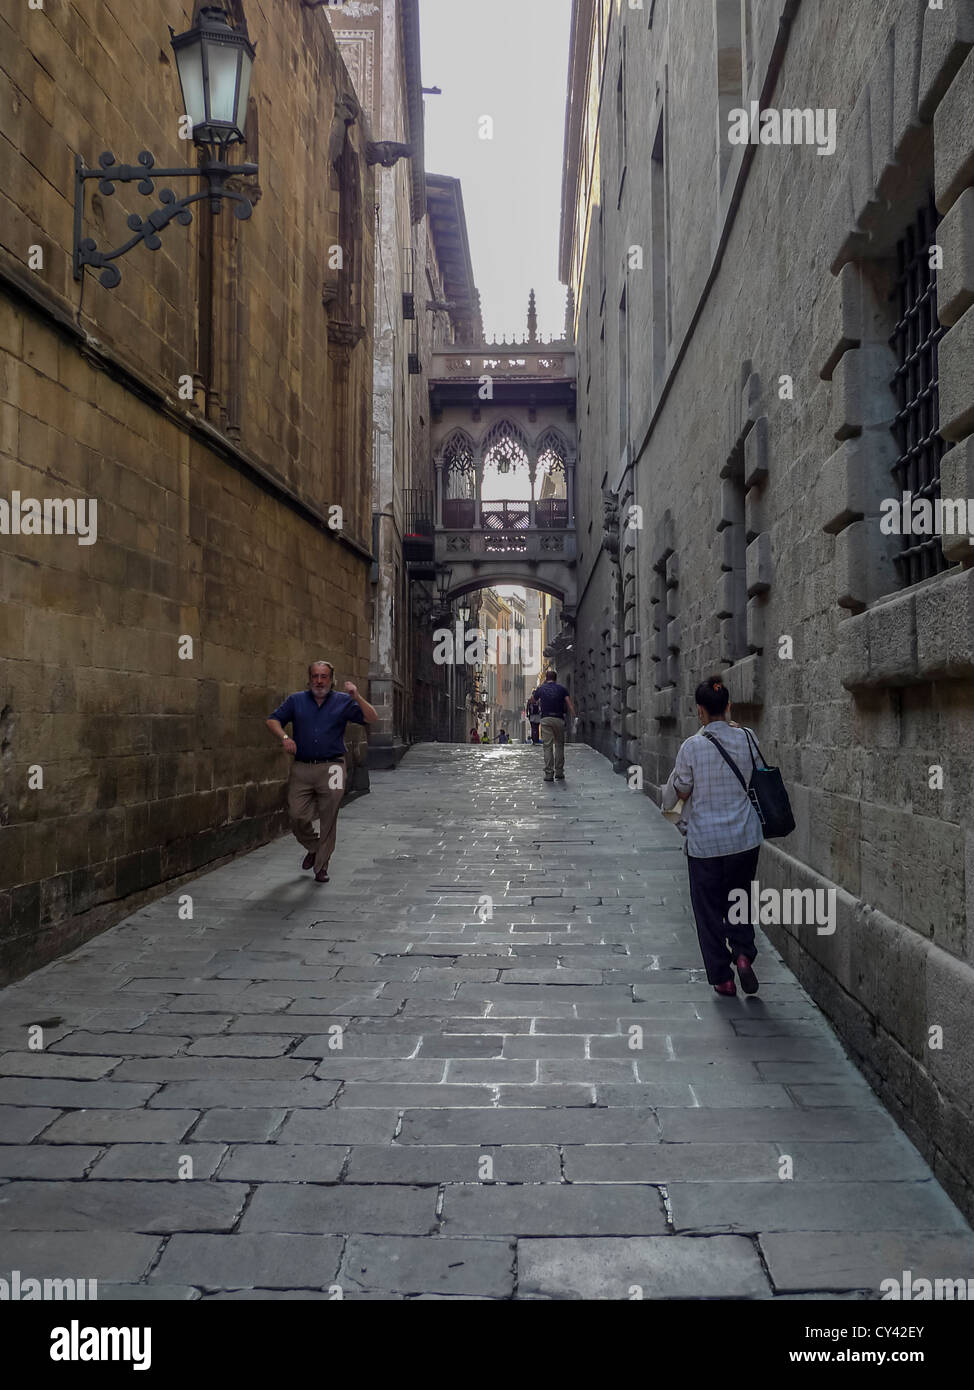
[602,493,620,557]
[366,141,413,169]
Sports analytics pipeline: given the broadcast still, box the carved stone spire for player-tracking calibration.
[564,285,575,341]
[527,288,538,343]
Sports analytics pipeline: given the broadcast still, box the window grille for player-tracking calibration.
[888,193,950,587]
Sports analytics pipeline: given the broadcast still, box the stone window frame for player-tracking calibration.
[650,509,678,723]
[650,109,670,382]
[887,192,951,588]
[818,4,974,691]
[616,25,628,210]
[714,0,746,190]
[714,360,768,707]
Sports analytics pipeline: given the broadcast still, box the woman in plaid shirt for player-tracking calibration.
[661,677,763,997]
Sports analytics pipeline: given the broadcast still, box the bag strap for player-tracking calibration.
[701,731,749,792]
[741,727,768,771]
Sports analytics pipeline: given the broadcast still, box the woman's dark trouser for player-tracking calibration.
[687,846,761,985]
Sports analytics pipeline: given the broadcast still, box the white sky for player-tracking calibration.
[419,0,572,345]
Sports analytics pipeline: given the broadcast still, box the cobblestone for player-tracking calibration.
[1,745,972,1297]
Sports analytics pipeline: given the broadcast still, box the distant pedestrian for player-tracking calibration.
[267,661,378,884]
[527,696,542,744]
[661,676,763,997]
[531,669,575,782]
[497,729,510,744]
[469,727,481,743]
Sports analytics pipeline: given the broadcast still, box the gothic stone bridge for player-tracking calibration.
[423,344,578,617]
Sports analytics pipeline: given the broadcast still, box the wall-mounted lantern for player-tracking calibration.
[73,6,259,290]
[171,5,255,151]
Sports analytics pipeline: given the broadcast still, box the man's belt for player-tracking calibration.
[295,756,346,764]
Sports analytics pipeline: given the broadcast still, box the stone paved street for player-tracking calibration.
[1,743,973,1300]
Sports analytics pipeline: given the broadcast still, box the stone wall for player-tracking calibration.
[0,1,376,981]
[568,0,974,1222]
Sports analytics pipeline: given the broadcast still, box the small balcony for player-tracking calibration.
[437,496,576,563]
[431,420,577,580]
[403,488,436,566]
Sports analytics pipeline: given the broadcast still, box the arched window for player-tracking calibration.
[482,419,530,479]
[535,428,569,526]
[441,430,476,528]
[442,430,476,500]
[481,421,530,532]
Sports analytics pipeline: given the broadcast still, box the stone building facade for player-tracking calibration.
[0,1,376,980]
[401,175,482,745]
[562,0,974,1220]
[327,4,484,763]
[329,0,422,766]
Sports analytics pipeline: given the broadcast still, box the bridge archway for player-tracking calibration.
[444,575,570,607]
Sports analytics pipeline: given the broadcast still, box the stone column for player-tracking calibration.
[475,453,484,532]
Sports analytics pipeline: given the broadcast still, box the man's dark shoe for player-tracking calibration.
[735,954,759,995]
[315,868,330,883]
[302,852,316,871]
[713,979,737,997]
[555,774,565,780]
[543,775,554,782]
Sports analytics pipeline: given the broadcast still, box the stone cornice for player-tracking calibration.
[400,0,426,225]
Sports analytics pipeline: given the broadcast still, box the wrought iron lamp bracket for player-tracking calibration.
[73,149,259,289]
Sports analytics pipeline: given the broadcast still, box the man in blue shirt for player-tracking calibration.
[267,660,378,882]
[531,669,575,782]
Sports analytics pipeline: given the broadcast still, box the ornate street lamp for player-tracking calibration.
[73,6,259,290]
[170,6,255,152]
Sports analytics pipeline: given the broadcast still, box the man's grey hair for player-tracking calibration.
[308,660,335,682]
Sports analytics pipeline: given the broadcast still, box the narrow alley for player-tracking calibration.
[1,743,971,1300]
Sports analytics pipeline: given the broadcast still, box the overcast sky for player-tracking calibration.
[419,0,572,345]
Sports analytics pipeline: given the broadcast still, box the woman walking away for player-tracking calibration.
[661,677,763,997]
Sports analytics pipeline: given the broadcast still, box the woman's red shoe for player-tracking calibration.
[735,954,759,994]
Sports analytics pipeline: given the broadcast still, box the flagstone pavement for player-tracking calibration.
[1,742,973,1300]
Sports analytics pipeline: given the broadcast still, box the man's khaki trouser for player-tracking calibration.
[287,758,346,873]
[539,716,565,778]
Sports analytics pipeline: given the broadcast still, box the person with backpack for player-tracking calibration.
[526,696,542,744]
[660,676,764,996]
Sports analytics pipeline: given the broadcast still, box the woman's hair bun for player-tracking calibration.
[695,675,731,714]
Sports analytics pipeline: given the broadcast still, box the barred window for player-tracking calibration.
[888,193,950,588]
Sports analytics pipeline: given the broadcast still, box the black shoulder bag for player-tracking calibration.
[701,728,795,839]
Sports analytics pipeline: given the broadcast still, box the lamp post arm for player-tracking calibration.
[74,150,259,289]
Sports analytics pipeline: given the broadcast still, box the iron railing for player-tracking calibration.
[889,192,950,587]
